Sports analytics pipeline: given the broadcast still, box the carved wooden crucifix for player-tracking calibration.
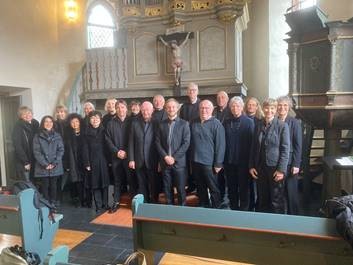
[158,32,194,92]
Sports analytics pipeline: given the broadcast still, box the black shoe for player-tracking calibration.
[108,203,120,214]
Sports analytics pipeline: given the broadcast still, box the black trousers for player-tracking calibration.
[257,165,286,214]
[70,181,84,204]
[225,164,250,211]
[192,162,221,208]
[136,165,158,203]
[249,179,258,211]
[217,168,226,203]
[93,187,108,210]
[163,167,187,206]
[285,166,299,215]
[112,159,136,204]
[41,176,58,204]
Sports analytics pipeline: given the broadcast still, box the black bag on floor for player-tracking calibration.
[324,195,353,249]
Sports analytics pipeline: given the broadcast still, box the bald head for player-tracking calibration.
[199,100,214,122]
[141,101,154,121]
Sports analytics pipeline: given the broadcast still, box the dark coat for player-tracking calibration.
[102,113,115,129]
[12,119,39,180]
[64,130,86,183]
[82,125,109,189]
[105,116,131,164]
[128,117,158,170]
[12,119,39,166]
[156,117,191,170]
[249,117,290,173]
[33,130,64,177]
[190,117,226,167]
[285,116,302,168]
[179,98,200,122]
[224,114,254,166]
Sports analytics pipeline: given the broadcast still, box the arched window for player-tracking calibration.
[87,4,115,49]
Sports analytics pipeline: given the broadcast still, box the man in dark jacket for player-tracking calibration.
[190,100,225,208]
[249,98,290,214]
[12,106,39,181]
[224,96,254,210]
[128,101,159,203]
[105,99,135,213]
[152,95,167,123]
[213,90,231,207]
[156,98,191,205]
[277,96,302,215]
[179,82,200,193]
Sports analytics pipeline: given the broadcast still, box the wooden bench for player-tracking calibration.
[132,194,353,265]
[0,188,70,265]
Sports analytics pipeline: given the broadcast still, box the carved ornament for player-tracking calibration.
[122,6,141,17]
[169,0,186,10]
[192,0,214,10]
[145,6,163,17]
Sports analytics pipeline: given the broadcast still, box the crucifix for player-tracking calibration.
[158,31,194,95]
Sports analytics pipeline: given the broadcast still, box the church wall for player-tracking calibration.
[318,0,353,21]
[0,0,86,119]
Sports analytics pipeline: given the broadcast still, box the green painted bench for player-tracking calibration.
[0,188,70,265]
[132,194,353,265]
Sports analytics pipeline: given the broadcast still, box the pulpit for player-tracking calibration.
[286,7,353,199]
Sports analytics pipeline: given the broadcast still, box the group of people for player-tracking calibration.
[12,82,302,215]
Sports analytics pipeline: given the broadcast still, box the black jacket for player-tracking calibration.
[213,106,231,124]
[64,129,86,182]
[152,109,167,123]
[179,98,200,122]
[224,114,254,166]
[12,119,39,166]
[105,116,131,163]
[156,117,190,169]
[285,116,302,168]
[249,117,290,173]
[33,130,64,177]
[190,117,225,167]
[82,125,109,189]
[128,117,158,170]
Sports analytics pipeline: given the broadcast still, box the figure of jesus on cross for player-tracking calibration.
[159,32,191,86]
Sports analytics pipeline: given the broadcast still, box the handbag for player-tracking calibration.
[117,251,147,265]
[0,245,40,265]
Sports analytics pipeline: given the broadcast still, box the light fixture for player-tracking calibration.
[65,0,78,21]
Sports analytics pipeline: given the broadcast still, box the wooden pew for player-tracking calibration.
[132,194,353,265]
[0,188,70,265]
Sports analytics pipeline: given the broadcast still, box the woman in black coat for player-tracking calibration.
[65,113,87,207]
[82,111,109,212]
[33,116,64,204]
[12,106,39,181]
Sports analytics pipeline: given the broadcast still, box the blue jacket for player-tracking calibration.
[249,117,290,173]
[33,130,64,177]
[190,117,225,167]
[224,114,254,166]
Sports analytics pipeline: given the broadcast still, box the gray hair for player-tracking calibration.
[277,95,293,108]
[83,101,95,111]
[229,96,244,107]
[187,82,198,91]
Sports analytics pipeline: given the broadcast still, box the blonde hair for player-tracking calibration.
[245,97,264,119]
[104,98,117,112]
